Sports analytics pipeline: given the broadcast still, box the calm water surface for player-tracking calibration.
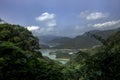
[40,49,69,64]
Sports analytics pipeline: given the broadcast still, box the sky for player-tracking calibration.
[0,0,120,37]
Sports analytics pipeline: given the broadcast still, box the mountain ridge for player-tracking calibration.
[40,27,120,49]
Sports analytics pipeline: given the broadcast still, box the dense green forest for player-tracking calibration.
[0,22,120,80]
[0,23,66,80]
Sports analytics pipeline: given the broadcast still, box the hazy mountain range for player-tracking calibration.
[39,27,120,49]
[1,18,120,49]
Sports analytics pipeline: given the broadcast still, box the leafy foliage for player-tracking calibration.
[67,30,120,80]
[0,23,40,51]
[0,42,66,80]
[0,23,66,80]
[0,21,120,80]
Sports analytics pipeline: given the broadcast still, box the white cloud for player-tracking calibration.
[46,20,56,27]
[33,12,57,36]
[36,12,55,21]
[79,11,108,20]
[87,12,107,20]
[26,25,56,36]
[75,25,84,31]
[26,26,40,31]
[36,12,57,27]
[75,25,80,30]
[93,20,120,28]
[0,22,5,24]
[36,27,56,36]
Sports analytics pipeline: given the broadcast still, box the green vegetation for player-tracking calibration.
[0,21,120,80]
[56,50,73,59]
[65,30,120,80]
[0,23,40,51]
[0,23,66,80]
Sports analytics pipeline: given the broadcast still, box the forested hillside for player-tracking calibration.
[0,23,66,80]
[0,22,120,80]
[65,30,120,80]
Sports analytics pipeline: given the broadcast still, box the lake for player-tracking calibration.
[40,49,75,64]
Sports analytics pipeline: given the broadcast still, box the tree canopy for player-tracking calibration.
[0,23,40,51]
[0,22,120,80]
[66,30,120,80]
[0,23,66,80]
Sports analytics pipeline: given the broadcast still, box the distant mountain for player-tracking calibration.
[48,37,72,45]
[40,44,50,49]
[38,35,65,48]
[38,28,120,49]
[52,28,120,49]
[38,35,60,44]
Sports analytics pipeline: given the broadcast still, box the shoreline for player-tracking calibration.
[56,58,69,61]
